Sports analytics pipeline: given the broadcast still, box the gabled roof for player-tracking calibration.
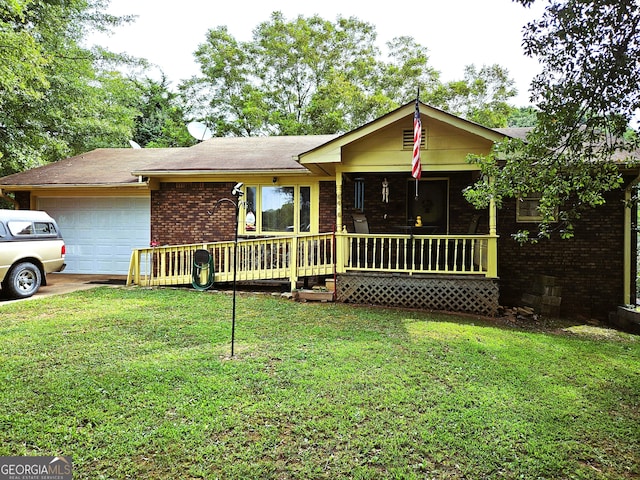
[131,135,338,176]
[0,136,338,188]
[0,148,182,188]
[493,127,532,140]
[493,126,639,164]
[298,101,513,172]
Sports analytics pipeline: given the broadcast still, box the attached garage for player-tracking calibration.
[37,197,150,274]
[0,148,177,275]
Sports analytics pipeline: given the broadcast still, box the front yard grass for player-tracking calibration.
[0,287,638,479]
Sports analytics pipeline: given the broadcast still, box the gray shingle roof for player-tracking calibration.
[0,148,180,186]
[132,135,339,174]
[0,135,338,186]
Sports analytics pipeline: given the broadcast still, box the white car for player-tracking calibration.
[0,209,66,298]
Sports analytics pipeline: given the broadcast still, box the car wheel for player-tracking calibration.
[4,262,42,299]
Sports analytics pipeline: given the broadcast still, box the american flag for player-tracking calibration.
[412,99,422,180]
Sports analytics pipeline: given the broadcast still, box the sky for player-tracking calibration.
[89,0,547,107]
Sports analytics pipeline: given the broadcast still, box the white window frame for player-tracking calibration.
[240,183,316,235]
[516,194,558,223]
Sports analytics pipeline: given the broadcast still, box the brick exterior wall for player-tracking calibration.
[497,187,630,320]
[319,181,337,233]
[151,182,237,246]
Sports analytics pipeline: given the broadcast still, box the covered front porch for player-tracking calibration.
[127,224,499,315]
[126,102,502,315]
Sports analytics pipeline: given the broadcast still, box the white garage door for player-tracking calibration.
[38,197,150,274]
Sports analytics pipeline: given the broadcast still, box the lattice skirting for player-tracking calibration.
[336,273,499,316]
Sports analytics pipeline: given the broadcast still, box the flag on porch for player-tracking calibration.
[412,98,422,197]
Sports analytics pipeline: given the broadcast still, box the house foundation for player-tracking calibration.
[336,272,500,316]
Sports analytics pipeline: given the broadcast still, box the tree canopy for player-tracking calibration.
[182,12,518,137]
[0,6,521,176]
[0,0,141,176]
[465,0,640,241]
[131,76,196,148]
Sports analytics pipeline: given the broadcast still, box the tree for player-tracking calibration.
[464,0,640,241]
[0,0,139,176]
[185,12,518,136]
[507,106,539,127]
[432,64,517,128]
[185,13,390,136]
[131,76,196,148]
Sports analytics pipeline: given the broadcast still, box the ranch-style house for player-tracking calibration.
[1,102,637,320]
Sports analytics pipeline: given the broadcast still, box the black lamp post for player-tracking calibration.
[215,182,244,357]
[230,182,243,357]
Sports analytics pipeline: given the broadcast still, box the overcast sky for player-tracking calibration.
[89,0,547,106]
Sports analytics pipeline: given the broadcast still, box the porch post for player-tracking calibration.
[126,250,138,286]
[290,236,299,291]
[335,172,347,274]
[487,179,499,278]
[336,171,343,232]
[623,186,632,305]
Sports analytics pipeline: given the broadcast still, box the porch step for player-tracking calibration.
[293,288,334,303]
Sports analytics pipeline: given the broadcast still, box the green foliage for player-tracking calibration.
[0,288,638,479]
[131,76,196,148]
[186,12,518,136]
[0,7,521,173]
[465,0,640,241]
[0,0,140,176]
[507,106,539,127]
[434,64,518,128]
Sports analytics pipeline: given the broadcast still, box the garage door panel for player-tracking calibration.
[38,197,150,274]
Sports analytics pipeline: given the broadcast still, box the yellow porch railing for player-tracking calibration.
[127,233,336,289]
[343,234,495,275]
[127,233,497,288]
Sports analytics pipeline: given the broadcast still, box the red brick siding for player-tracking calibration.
[319,181,336,232]
[151,182,237,245]
[497,188,628,319]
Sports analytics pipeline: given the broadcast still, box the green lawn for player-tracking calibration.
[0,287,638,479]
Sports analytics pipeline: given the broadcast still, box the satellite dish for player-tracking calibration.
[187,121,213,141]
[129,140,142,149]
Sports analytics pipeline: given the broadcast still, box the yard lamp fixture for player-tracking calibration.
[231,182,244,197]
[213,181,244,357]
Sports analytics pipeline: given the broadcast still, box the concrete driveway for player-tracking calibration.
[0,273,127,304]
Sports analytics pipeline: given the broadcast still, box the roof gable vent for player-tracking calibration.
[403,129,426,150]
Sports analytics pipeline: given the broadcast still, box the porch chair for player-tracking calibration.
[352,213,370,234]
[469,214,488,269]
[351,213,370,267]
[468,214,480,234]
